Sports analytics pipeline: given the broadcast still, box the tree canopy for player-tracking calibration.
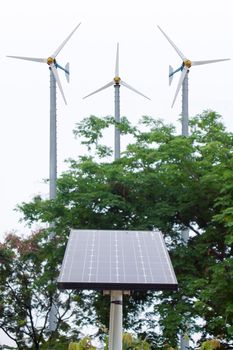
[0,228,94,349]
[1,110,233,349]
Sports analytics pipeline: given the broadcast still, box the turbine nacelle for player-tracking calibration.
[47,57,56,65]
[184,59,192,69]
[114,76,121,85]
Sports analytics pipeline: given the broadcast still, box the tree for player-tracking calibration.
[0,230,91,349]
[14,111,233,348]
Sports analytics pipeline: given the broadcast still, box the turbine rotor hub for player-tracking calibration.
[47,57,56,65]
[114,76,121,84]
[184,59,192,68]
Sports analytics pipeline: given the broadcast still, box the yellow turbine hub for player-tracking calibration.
[114,76,121,84]
[47,57,55,65]
[184,59,192,68]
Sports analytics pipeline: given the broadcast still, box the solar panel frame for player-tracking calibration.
[58,229,178,291]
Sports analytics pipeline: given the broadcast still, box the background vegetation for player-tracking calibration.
[0,111,232,349]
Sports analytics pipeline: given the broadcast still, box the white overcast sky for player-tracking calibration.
[0,1,233,224]
[1,0,232,240]
[1,0,232,234]
[0,0,232,346]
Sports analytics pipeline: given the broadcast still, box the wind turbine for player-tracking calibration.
[7,22,81,199]
[157,25,230,136]
[7,22,81,332]
[83,43,150,160]
[84,44,150,350]
[158,25,230,350]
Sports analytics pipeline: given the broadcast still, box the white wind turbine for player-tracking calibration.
[158,25,230,350]
[7,22,81,332]
[7,22,81,200]
[157,25,230,136]
[83,43,150,160]
[84,43,150,350]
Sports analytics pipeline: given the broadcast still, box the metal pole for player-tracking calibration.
[114,84,120,160]
[181,72,189,244]
[108,294,115,350]
[180,333,189,350]
[111,80,122,344]
[181,71,189,138]
[49,69,57,201]
[180,71,189,350]
[109,290,123,350]
[108,86,123,349]
[48,68,57,332]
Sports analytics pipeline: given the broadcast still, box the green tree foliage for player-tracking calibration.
[122,332,151,349]
[68,337,96,349]
[8,111,233,348]
[102,332,151,349]
[0,230,92,349]
[201,339,221,350]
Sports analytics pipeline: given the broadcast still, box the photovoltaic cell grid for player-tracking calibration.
[58,230,178,291]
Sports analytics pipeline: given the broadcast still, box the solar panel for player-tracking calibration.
[58,229,178,291]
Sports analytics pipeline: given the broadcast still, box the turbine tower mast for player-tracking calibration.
[158,25,230,350]
[7,22,81,332]
[50,68,57,201]
[114,43,121,159]
[182,72,189,137]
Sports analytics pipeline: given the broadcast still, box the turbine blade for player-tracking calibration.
[192,58,230,66]
[121,80,151,100]
[52,22,81,58]
[83,81,114,99]
[7,55,46,63]
[171,67,188,108]
[157,25,187,61]
[51,64,67,105]
[115,43,119,77]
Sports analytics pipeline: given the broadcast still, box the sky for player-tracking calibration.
[0,0,232,346]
